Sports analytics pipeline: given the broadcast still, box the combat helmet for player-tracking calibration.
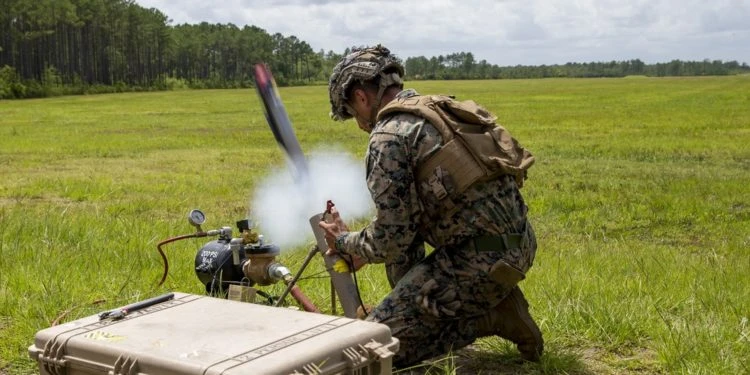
[328,45,404,122]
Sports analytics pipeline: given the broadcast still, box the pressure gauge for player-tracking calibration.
[188,209,206,227]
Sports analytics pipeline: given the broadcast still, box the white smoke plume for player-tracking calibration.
[250,149,374,250]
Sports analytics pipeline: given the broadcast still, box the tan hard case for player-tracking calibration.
[29,293,398,375]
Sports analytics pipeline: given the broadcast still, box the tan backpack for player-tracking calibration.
[377,94,535,205]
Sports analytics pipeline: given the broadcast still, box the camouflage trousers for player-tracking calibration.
[366,223,536,368]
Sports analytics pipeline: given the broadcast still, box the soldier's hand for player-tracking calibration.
[319,219,340,255]
[319,205,349,255]
[319,206,367,270]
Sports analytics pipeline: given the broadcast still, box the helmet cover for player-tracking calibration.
[328,45,404,121]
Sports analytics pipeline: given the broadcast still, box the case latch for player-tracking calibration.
[40,339,67,375]
[362,340,395,360]
[343,340,395,370]
[109,355,139,375]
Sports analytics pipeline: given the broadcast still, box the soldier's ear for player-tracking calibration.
[351,88,368,107]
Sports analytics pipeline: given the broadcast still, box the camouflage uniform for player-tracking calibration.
[335,89,537,367]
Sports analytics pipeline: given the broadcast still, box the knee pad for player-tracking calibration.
[489,259,525,291]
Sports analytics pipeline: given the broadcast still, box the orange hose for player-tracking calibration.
[157,232,207,287]
[290,285,320,313]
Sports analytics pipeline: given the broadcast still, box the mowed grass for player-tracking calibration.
[1,76,749,374]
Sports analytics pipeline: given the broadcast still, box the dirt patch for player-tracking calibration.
[396,345,554,375]
[0,195,89,208]
[396,344,662,375]
[576,346,662,374]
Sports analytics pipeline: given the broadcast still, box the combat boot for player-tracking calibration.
[476,286,543,361]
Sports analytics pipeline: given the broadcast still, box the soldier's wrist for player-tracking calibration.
[335,232,349,253]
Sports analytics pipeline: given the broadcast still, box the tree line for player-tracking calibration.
[1,0,749,99]
[403,52,750,80]
[0,0,343,99]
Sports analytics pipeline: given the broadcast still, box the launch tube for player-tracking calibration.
[309,213,361,318]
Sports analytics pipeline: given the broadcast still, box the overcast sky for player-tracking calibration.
[136,0,750,66]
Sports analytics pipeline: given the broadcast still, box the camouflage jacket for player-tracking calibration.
[335,89,530,264]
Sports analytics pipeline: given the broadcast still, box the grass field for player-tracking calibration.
[1,76,749,374]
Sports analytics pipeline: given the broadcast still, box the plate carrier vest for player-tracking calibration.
[377,94,535,217]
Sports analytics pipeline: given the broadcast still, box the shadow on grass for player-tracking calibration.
[395,342,595,375]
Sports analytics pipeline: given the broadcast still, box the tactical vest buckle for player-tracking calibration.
[428,174,448,200]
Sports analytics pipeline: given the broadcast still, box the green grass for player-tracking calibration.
[1,76,749,374]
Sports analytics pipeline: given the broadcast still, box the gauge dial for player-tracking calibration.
[188,209,206,226]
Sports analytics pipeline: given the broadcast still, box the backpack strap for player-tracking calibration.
[378,95,455,141]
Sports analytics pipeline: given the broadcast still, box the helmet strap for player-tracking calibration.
[366,85,386,130]
[366,72,403,130]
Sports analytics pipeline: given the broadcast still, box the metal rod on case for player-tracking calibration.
[99,293,175,321]
[309,213,361,318]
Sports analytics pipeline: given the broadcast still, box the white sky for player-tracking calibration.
[136,0,750,66]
